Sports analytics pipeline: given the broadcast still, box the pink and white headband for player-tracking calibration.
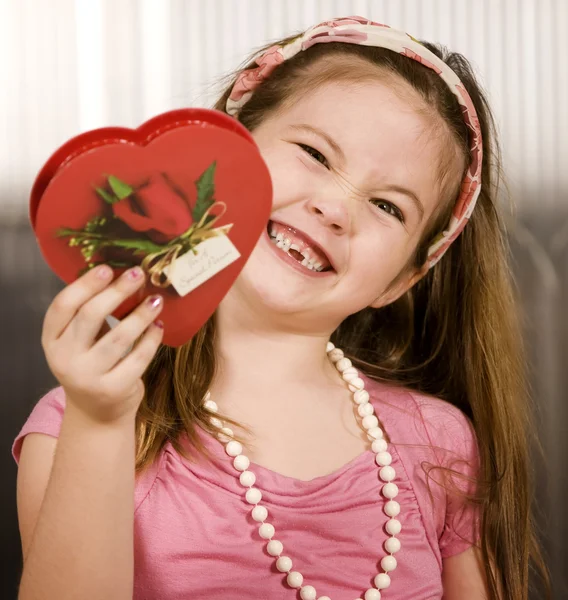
[226,16,483,268]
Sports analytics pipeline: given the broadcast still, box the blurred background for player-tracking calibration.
[1,0,566,598]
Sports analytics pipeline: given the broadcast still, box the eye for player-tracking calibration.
[298,144,329,168]
[370,199,405,223]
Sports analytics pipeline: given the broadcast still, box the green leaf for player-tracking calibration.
[107,239,165,254]
[192,161,216,222]
[95,187,118,204]
[107,175,134,200]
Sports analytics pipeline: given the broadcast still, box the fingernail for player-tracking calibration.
[154,319,164,329]
[146,295,163,310]
[127,267,143,280]
[96,265,113,279]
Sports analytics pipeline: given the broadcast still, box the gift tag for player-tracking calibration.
[31,109,273,346]
[164,232,241,297]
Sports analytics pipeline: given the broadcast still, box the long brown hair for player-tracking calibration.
[137,34,549,599]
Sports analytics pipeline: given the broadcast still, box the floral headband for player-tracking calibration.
[226,16,483,268]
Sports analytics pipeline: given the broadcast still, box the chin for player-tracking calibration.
[233,252,310,315]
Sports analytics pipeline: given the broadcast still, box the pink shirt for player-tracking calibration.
[13,375,479,600]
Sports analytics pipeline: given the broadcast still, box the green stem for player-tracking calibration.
[57,228,166,254]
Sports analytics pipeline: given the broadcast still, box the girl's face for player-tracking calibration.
[230,77,456,333]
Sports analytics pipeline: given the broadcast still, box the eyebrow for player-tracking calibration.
[290,123,424,221]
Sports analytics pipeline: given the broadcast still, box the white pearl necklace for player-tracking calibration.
[203,342,402,600]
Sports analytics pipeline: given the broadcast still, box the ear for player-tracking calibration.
[369,264,429,309]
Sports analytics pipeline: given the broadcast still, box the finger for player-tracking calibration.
[90,294,164,371]
[63,266,147,349]
[105,319,164,385]
[42,265,114,344]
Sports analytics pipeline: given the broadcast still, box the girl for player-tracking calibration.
[13,16,547,600]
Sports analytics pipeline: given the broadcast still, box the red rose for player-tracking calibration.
[112,174,193,243]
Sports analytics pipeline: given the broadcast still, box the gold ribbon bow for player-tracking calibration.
[140,201,232,288]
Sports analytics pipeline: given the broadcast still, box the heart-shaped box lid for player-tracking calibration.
[31,108,273,346]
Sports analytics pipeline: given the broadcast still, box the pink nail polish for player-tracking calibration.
[128,267,143,280]
[146,295,163,309]
[154,319,164,329]
[96,265,112,279]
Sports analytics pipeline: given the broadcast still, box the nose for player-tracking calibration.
[306,195,350,234]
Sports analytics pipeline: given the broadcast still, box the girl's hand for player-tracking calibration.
[41,265,164,425]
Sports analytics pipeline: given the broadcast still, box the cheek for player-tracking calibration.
[260,148,313,210]
[351,228,415,287]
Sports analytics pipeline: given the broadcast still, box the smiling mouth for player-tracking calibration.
[266,220,334,273]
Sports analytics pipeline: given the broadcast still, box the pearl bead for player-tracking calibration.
[204,399,218,412]
[372,439,388,453]
[287,571,303,588]
[210,417,222,429]
[385,500,401,517]
[245,488,262,504]
[348,377,365,392]
[364,589,381,600]
[374,573,391,589]
[300,585,317,600]
[367,427,383,440]
[239,470,256,487]
[381,555,397,572]
[353,389,370,404]
[252,504,267,521]
[226,440,242,457]
[385,518,402,536]
[379,466,396,482]
[218,427,233,442]
[336,357,352,372]
[318,597,331,600]
[343,372,359,383]
[259,523,275,539]
[267,539,283,556]
[233,454,250,471]
[326,341,335,352]
[385,537,401,554]
[375,452,392,467]
[342,366,358,378]
[358,403,374,417]
[276,556,292,572]
[362,415,379,430]
[382,482,399,499]
[328,348,344,362]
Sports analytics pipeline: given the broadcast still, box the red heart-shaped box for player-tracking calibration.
[31,108,273,347]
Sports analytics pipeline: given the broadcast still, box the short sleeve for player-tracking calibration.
[12,386,67,464]
[12,385,164,513]
[419,398,481,558]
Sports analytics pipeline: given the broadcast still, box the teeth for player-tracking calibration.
[269,231,327,272]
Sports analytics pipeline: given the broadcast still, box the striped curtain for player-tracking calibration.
[0,0,566,220]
